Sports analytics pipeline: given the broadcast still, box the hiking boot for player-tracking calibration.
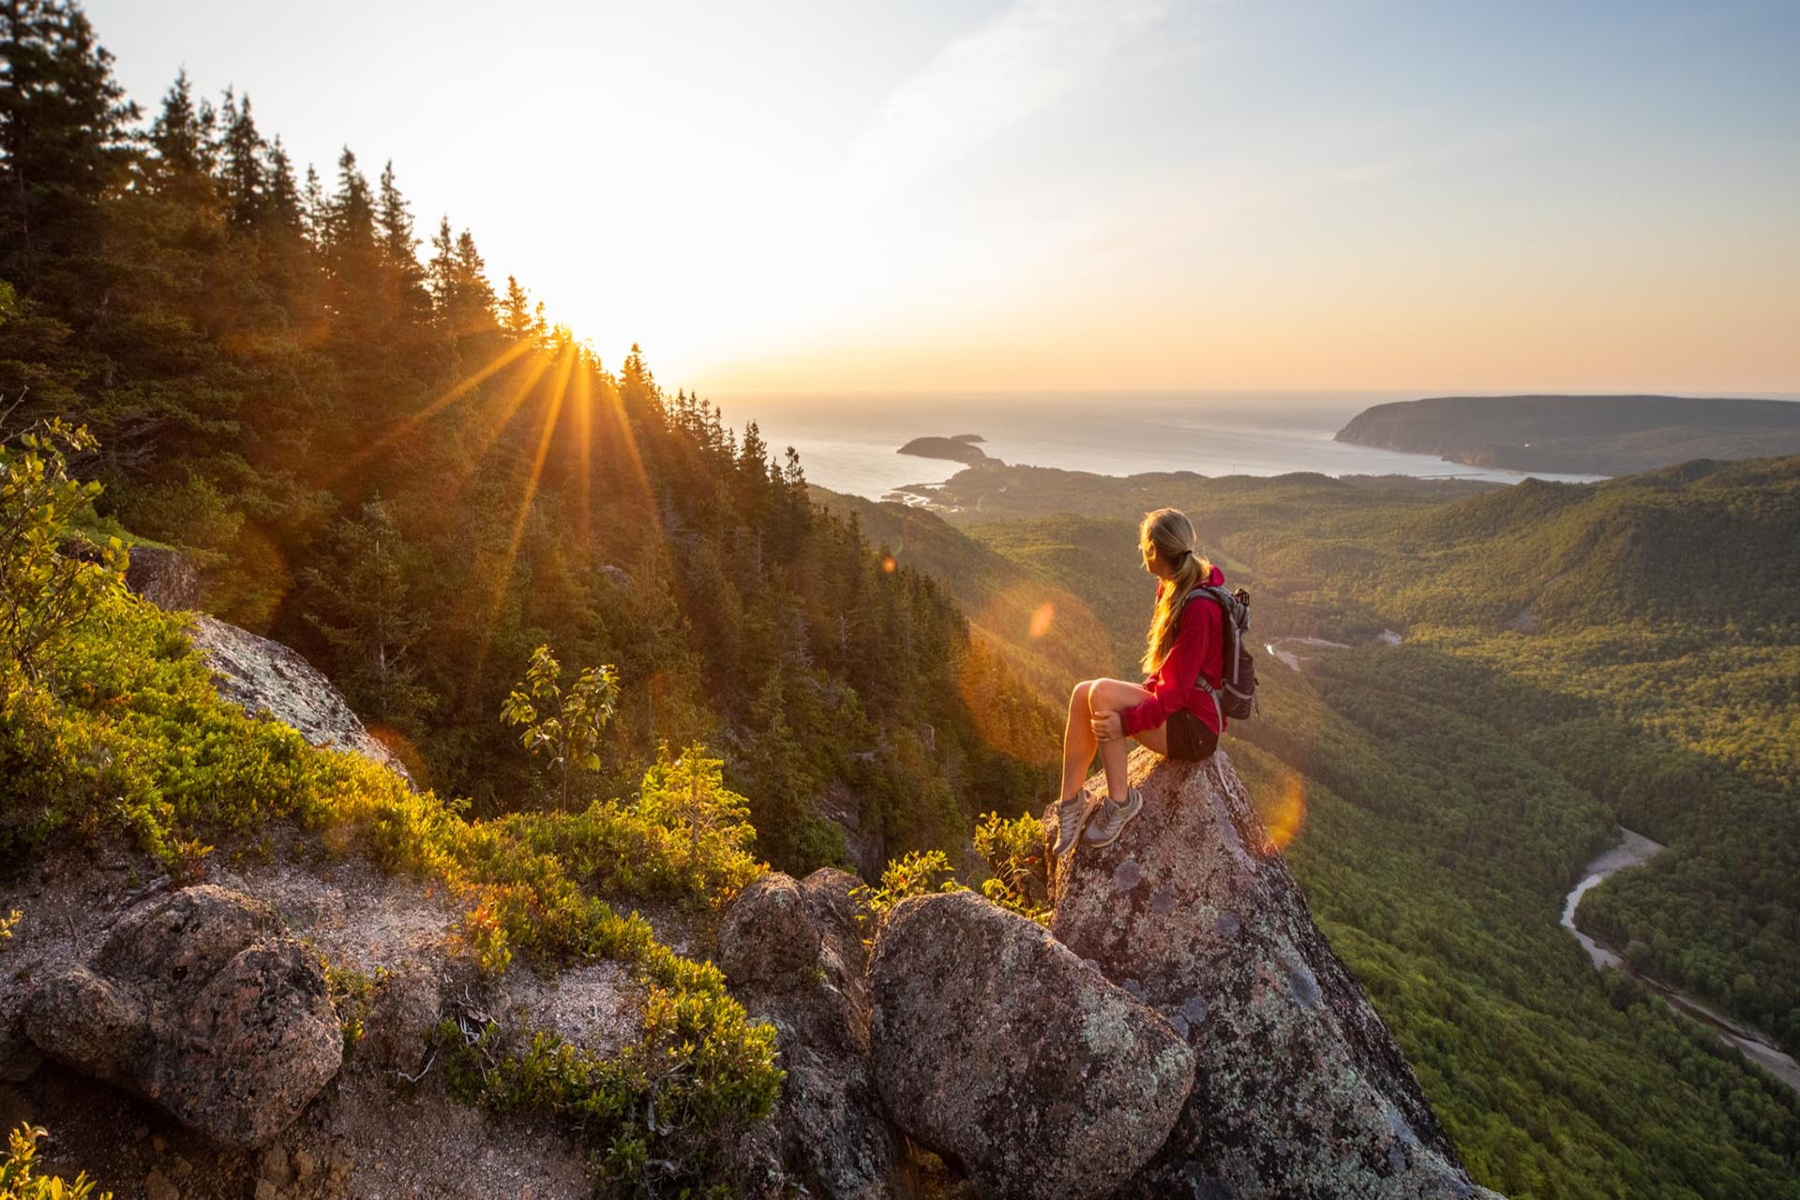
[1083,787,1144,849]
[1052,788,1094,857]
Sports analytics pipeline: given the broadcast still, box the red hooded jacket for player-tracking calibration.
[1119,563,1228,739]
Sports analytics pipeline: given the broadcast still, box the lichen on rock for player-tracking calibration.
[1051,749,1503,1199]
[868,890,1194,1200]
[23,884,343,1149]
[721,868,911,1199]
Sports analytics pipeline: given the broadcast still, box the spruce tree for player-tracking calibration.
[300,163,327,245]
[301,498,434,731]
[0,0,138,309]
[375,159,427,323]
[322,147,381,335]
[145,69,216,206]
[217,89,263,229]
[262,136,301,232]
[500,274,532,339]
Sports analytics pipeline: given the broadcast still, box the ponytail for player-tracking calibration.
[1140,510,1211,674]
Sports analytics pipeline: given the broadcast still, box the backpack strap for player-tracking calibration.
[1175,586,1238,720]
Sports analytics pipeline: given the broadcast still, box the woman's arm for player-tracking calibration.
[1118,601,1213,737]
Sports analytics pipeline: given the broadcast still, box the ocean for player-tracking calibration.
[709,390,1610,500]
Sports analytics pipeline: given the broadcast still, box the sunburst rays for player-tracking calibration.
[335,337,536,484]
[330,325,669,706]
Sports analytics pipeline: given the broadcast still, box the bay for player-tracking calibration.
[711,389,1610,500]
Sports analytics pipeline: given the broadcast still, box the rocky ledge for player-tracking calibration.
[1051,750,1500,1199]
[716,748,1503,1200]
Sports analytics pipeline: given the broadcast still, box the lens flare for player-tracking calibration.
[1260,773,1307,850]
[966,582,1113,697]
[882,554,897,573]
[365,723,427,785]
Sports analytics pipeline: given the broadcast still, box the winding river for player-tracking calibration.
[1562,829,1800,1095]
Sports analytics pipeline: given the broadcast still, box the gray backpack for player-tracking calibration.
[1177,585,1258,724]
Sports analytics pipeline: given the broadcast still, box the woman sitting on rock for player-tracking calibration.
[1054,507,1227,855]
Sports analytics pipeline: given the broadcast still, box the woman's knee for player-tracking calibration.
[1069,679,1094,711]
[1088,677,1131,713]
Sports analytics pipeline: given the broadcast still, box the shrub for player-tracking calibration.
[849,849,961,942]
[973,810,1051,924]
[0,415,126,679]
[0,1124,110,1200]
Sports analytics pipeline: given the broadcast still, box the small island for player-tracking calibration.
[898,434,998,466]
[1336,394,1800,475]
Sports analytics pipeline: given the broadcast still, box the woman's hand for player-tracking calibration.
[1091,711,1123,742]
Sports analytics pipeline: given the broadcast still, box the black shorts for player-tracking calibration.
[1164,708,1219,762]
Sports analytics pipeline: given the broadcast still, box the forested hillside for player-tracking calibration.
[818,462,1800,1197]
[0,0,1057,873]
[1334,394,1800,475]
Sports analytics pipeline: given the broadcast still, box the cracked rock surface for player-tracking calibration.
[1051,749,1503,1200]
[869,889,1194,1200]
[24,885,342,1149]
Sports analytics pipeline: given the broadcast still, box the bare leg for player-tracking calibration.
[1088,678,1158,801]
[1059,680,1097,802]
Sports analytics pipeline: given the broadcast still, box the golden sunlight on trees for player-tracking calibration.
[501,645,620,811]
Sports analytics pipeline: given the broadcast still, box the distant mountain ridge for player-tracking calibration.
[1335,394,1800,474]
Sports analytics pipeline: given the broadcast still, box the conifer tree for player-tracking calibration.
[453,229,496,321]
[300,163,328,245]
[0,0,138,308]
[426,215,457,312]
[301,498,434,731]
[262,136,301,232]
[146,69,217,206]
[217,89,263,229]
[736,420,771,523]
[375,159,427,323]
[322,147,381,335]
[737,665,840,872]
[500,274,533,340]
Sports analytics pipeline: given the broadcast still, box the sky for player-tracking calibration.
[88,0,1800,395]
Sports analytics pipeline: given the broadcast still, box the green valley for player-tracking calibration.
[818,460,1800,1196]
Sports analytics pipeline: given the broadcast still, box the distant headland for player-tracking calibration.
[1335,394,1800,475]
[897,434,997,466]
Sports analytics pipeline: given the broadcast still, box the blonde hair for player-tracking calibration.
[1140,508,1212,674]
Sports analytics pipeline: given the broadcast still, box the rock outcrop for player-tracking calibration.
[1051,749,1501,1199]
[112,539,413,784]
[184,614,413,783]
[123,545,204,609]
[720,869,911,1199]
[869,890,1195,1200]
[23,885,343,1149]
